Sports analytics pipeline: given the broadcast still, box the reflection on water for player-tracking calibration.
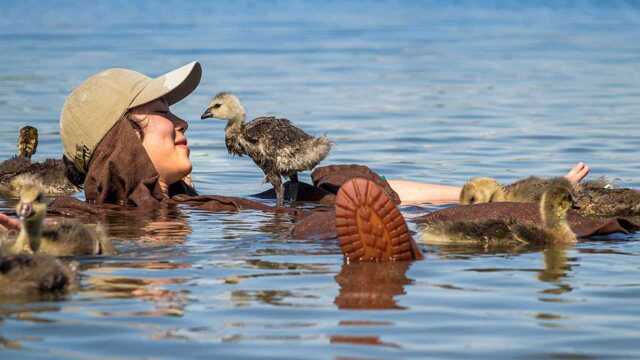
[104,205,192,243]
[432,242,547,258]
[87,275,189,317]
[334,262,413,310]
[1,1,640,358]
[538,245,572,284]
[330,332,401,349]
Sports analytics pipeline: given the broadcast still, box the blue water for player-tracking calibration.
[1,1,640,358]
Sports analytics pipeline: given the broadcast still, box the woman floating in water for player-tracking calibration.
[0,61,593,263]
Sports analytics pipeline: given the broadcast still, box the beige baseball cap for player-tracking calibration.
[60,61,202,173]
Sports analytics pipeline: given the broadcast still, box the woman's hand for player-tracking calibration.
[0,213,20,231]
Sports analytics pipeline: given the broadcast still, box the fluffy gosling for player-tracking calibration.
[423,180,577,245]
[6,176,113,256]
[201,92,331,206]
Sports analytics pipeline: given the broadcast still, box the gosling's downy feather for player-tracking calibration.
[535,180,576,243]
[574,187,640,217]
[501,176,564,203]
[39,222,113,257]
[423,182,577,245]
[17,125,38,159]
[241,117,331,175]
[464,173,640,218]
[0,126,80,197]
[420,218,528,246]
[8,177,114,257]
[459,177,502,204]
[203,92,332,206]
[0,254,77,300]
[460,175,573,205]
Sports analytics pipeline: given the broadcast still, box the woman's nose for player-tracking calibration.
[171,114,189,132]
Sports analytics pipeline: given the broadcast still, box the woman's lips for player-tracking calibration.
[175,138,188,147]
[175,138,190,155]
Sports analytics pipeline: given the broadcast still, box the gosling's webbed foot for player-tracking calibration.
[289,181,299,204]
[288,174,299,204]
[276,182,285,207]
[275,194,284,207]
[268,174,285,208]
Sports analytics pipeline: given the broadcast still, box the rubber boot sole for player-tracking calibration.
[335,178,423,262]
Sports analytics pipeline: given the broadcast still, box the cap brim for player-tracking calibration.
[129,61,202,108]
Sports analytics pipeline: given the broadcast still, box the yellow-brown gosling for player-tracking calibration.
[423,180,577,245]
[201,92,332,207]
[461,175,640,218]
[17,125,38,159]
[460,176,567,205]
[0,254,77,300]
[0,126,80,197]
[459,177,503,204]
[8,176,114,256]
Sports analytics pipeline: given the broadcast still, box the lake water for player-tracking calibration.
[1,1,640,358]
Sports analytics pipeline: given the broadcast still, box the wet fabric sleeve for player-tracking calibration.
[311,164,402,205]
[251,181,335,204]
[170,193,306,217]
[250,164,402,206]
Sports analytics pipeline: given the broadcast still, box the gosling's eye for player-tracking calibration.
[212,103,222,109]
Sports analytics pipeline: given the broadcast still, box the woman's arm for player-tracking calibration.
[387,180,461,204]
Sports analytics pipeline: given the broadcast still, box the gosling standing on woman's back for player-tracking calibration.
[201,92,332,207]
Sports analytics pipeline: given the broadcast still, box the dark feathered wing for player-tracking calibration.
[244,117,312,146]
[576,188,640,217]
[503,176,552,202]
[243,117,331,175]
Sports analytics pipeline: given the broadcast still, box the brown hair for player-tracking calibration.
[126,111,149,141]
[63,154,86,188]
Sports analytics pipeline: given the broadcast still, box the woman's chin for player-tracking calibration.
[165,161,192,185]
[176,144,190,156]
[177,163,192,180]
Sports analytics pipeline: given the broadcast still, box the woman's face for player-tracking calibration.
[129,99,192,185]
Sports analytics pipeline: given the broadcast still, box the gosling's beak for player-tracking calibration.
[201,108,213,119]
[17,202,32,221]
[572,203,581,210]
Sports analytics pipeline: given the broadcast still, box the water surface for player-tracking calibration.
[1,1,640,358]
